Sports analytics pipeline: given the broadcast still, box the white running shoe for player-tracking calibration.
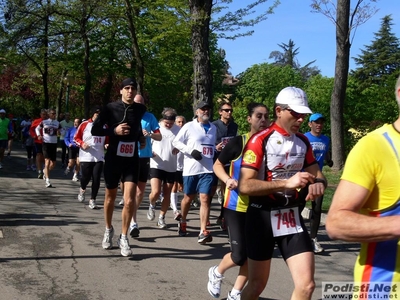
[157,217,167,229]
[72,174,79,181]
[227,291,241,300]
[119,198,124,206]
[78,189,85,202]
[312,237,324,253]
[129,224,140,238]
[207,266,223,298]
[45,181,52,188]
[88,199,98,209]
[147,205,155,221]
[117,235,132,257]
[102,227,114,249]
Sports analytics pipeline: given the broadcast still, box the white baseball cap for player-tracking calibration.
[0,109,6,114]
[276,87,312,114]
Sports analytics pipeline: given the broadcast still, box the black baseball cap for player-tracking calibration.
[120,78,137,89]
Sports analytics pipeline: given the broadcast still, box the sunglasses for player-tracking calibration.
[286,109,306,119]
[221,109,233,113]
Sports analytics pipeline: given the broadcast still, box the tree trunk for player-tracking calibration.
[330,0,351,170]
[42,0,50,108]
[81,9,91,119]
[125,1,145,94]
[189,0,213,114]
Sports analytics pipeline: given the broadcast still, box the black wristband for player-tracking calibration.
[314,178,327,188]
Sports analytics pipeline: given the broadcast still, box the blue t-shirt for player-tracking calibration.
[138,112,160,158]
[304,132,330,170]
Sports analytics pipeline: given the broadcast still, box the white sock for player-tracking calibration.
[214,267,223,277]
[231,288,240,295]
[121,234,127,239]
[170,193,178,211]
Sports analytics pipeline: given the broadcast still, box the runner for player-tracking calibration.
[239,87,326,300]
[91,78,146,257]
[207,103,269,300]
[74,106,106,210]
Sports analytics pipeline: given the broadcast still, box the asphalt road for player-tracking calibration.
[0,142,360,300]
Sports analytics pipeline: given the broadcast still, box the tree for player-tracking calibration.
[311,0,378,170]
[189,0,279,113]
[269,39,320,81]
[351,15,400,89]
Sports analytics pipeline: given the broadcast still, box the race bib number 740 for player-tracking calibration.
[270,207,303,237]
[116,141,135,157]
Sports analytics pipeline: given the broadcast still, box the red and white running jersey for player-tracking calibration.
[74,120,106,162]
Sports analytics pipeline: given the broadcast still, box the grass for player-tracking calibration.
[305,166,343,212]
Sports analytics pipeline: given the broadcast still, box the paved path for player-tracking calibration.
[0,142,360,300]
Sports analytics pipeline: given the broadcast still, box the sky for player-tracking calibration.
[217,0,400,77]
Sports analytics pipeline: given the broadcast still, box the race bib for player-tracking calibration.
[221,136,233,149]
[116,141,135,157]
[92,136,103,145]
[201,144,214,158]
[270,207,303,237]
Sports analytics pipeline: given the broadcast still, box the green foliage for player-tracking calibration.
[235,63,304,111]
[351,15,400,89]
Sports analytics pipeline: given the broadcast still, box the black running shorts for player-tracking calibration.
[245,204,313,261]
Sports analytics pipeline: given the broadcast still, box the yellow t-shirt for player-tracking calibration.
[342,123,400,212]
[341,123,400,295]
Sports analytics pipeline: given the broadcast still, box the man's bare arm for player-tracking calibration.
[326,179,400,242]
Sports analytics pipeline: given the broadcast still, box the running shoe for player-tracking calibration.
[45,181,52,188]
[217,189,223,205]
[312,237,324,253]
[207,265,223,298]
[217,217,227,231]
[157,217,167,229]
[88,199,98,209]
[78,189,85,202]
[102,227,114,249]
[64,168,70,176]
[37,172,43,179]
[119,198,124,206]
[178,221,187,236]
[191,198,200,208]
[147,205,155,221]
[117,235,132,257]
[227,291,241,300]
[72,174,79,182]
[173,210,182,221]
[129,223,140,238]
[198,230,212,244]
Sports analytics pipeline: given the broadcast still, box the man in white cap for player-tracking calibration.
[0,109,12,169]
[238,87,326,300]
[172,101,217,244]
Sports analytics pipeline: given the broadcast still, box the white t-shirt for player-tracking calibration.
[60,119,73,140]
[74,120,105,162]
[150,123,180,172]
[172,119,216,176]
